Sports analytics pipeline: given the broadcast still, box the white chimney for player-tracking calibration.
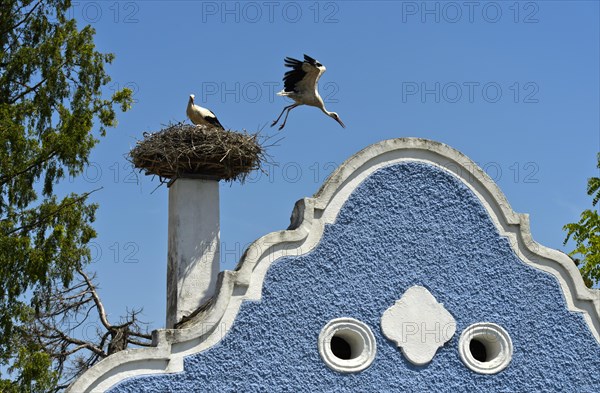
[166,178,220,328]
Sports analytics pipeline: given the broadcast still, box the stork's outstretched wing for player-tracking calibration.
[282,54,326,94]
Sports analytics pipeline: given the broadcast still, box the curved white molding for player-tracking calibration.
[381,286,456,366]
[318,318,377,373]
[458,322,513,374]
[68,138,600,392]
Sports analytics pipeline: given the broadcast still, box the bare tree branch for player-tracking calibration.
[127,339,155,347]
[28,267,154,387]
[76,268,111,330]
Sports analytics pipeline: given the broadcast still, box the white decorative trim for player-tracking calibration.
[381,286,456,365]
[318,318,377,373]
[458,323,513,374]
[68,138,600,392]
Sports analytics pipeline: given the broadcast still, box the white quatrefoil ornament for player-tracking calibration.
[381,286,456,365]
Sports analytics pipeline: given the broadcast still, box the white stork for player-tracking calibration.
[186,94,224,129]
[271,54,345,131]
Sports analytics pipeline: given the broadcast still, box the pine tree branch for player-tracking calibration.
[8,76,48,104]
[0,0,42,36]
[3,187,102,235]
[0,150,58,186]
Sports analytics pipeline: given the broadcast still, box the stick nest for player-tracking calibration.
[129,123,264,183]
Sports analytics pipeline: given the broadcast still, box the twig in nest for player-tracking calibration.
[129,123,267,184]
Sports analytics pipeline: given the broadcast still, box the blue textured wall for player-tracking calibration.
[111,162,600,392]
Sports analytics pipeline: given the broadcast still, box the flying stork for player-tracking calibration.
[186,94,224,129]
[271,54,345,131]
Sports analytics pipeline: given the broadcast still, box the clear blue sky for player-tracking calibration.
[65,1,599,333]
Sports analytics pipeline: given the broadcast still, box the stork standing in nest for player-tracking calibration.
[271,54,345,131]
[186,94,224,129]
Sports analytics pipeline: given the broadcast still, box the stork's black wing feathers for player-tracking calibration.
[281,54,324,93]
[282,56,306,93]
[303,54,318,66]
[284,56,303,67]
[206,113,224,129]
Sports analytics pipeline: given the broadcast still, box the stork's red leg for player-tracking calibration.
[278,104,300,130]
[271,104,295,127]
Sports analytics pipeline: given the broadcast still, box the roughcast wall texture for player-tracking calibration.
[110,161,600,392]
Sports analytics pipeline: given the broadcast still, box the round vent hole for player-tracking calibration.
[469,338,487,362]
[318,318,376,373]
[330,335,352,360]
[459,322,513,374]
